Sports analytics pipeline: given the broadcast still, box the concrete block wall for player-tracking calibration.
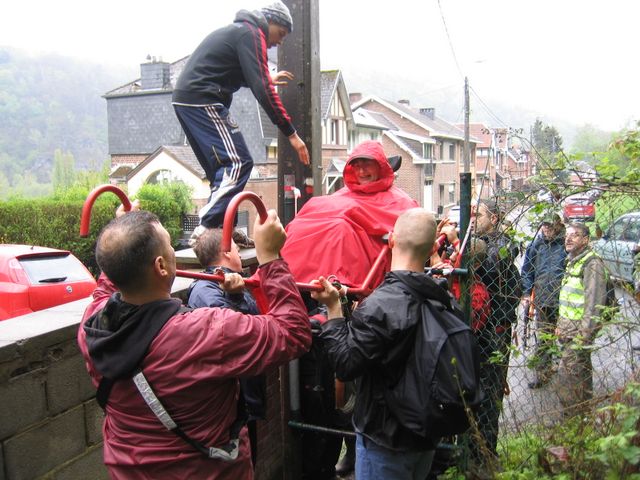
[0,298,108,480]
[0,278,296,479]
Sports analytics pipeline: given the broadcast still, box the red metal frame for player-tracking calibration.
[80,185,132,237]
[80,185,395,297]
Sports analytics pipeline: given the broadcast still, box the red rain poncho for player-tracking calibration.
[281,141,418,288]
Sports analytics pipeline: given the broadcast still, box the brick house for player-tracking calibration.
[350,95,479,216]
[464,123,534,195]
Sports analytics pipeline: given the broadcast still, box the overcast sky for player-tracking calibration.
[2,0,638,132]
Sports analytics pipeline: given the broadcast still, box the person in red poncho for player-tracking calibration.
[281,140,417,480]
[282,140,418,289]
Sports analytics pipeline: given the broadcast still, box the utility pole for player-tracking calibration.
[463,77,470,173]
[277,0,321,227]
[460,77,472,327]
[276,3,320,478]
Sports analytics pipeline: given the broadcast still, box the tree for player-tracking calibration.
[571,124,613,155]
[532,118,564,157]
[52,149,76,192]
[531,119,568,186]
[0,171,9,200]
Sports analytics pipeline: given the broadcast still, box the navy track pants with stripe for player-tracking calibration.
[174,103,253,228]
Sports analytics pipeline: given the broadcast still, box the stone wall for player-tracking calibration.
[0,276,295,479]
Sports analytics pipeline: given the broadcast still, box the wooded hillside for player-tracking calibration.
[0,47,130,194]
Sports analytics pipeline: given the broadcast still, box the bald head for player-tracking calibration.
[392,208,438,264]
[96,210,163,292]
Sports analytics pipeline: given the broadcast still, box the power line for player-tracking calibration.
[469,85,508,129]
[437,0,464,80]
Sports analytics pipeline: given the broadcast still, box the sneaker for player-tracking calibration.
[188,225,206,248]
[232,229,255,248]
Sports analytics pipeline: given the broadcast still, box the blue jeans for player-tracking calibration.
[355,434,434,480]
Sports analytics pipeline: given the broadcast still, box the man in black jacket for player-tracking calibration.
[311,208,440,480]
[471,199,521,465]
[173,1,309,232]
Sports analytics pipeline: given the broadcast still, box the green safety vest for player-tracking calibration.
[558,250,603,321]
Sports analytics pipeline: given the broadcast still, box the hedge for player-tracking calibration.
[0,182,194,276]
[0,197,119,275]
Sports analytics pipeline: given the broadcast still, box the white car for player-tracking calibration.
[592,212,640,284]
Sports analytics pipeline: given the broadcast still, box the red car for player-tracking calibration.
[0,245,96,321]
[563,196,596,221]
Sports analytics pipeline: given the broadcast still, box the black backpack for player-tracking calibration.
[384,295,483,440]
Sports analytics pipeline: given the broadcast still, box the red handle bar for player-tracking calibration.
[221,191,268,252]
[79,186,384,298]
[176,270,329,293]
[80,185,132,237]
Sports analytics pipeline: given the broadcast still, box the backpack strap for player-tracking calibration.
[95,304,246,460]
[132,370,243,461]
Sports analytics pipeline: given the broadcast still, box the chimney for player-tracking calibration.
[420,107,435,120]
[398,99,410,106]
[349,92,362,104]
[140,58,171,90]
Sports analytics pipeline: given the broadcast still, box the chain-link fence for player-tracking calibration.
[444,184,640,478]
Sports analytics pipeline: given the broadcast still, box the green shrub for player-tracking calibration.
[0,182,194,276]
[134,182,193,244]
[0,196,118,275]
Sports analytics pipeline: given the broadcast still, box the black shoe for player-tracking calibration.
[528,378,549,389]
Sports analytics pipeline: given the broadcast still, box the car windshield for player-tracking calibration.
[18,254,93,284]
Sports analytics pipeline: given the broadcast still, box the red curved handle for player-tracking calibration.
[222,191,268,252]
[433,233,447,253]
[80,185,132,237]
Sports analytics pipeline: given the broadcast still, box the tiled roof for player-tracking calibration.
[460,123,510,149]
[104,56,186,97]
[104,55,275,162]
[109,165,133,179]
[384,131,422,162]
[389,99,468,141]
[465,123,492,148]
[163,145,205,178]
[353,95,480,143]
[123,145,206,182]
[320,70,339,119]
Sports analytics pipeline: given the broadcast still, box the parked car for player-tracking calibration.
[446,205,461,225]
[0,245,96,321]
[563,195,596,221]
[592,212,640,284]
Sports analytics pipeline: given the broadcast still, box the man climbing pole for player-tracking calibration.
[173,1,309,238]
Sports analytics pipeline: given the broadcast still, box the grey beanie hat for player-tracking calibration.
[261,1,293,32]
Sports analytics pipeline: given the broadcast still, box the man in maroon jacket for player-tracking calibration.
[173,1,309,232]
[78,209,311,479]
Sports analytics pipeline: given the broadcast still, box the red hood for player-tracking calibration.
[343,141,394,194]
[281,144,417,287]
